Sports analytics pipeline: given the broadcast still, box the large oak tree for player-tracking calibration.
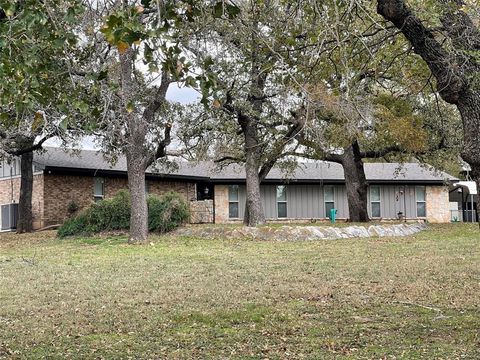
[377,0,480,220]
[0,0,90,232]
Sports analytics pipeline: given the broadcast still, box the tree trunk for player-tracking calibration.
[16,151,34,233]
[244,158,265,227]
[458,92,480,225]
[341,142,370,222]
[243,124,265,226]
[377,0,480,225]
[126,150,148,243]
[120,48,149,243]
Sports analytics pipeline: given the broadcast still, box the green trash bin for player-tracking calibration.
[330,208,337,223]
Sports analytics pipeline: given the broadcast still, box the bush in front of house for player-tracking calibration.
[57,190,189,238]
[148,191,190,233]
[58,190,131,237]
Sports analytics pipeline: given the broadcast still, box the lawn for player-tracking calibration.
[0,224,479,359]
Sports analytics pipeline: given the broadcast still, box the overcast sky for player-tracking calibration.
[45,83,200,150]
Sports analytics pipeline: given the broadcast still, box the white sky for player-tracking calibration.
[45,83,200,150]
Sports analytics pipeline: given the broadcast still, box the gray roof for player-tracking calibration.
[34,147,458,183]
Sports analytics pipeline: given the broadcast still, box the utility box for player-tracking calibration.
[1,203,18,231]
[329,208,337,223]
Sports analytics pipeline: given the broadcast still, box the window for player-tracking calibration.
[324,185,335,218]
[416,186,426,217]
[276,185,287,218]
[94,177,105,202]
[228,185,239,218]
[370,185,381,218]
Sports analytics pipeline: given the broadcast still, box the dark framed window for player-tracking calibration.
[228,185,239,218]
[324,185,335,218]
[276,185,287,218]
[416,186,426,217]
[94,177,105,202]
[370,185,381,218]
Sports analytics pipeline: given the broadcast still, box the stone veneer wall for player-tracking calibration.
[426,185,450,223]
[190,200,214,223]
[214,184,229,223]
[0,174,44,229]
[43,174,196,226]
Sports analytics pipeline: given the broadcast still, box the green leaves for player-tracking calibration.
[100,11,145,53]
[213,2,240,19]
[0,0,99,142]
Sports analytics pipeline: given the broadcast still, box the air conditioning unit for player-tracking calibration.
[1,203,18,231]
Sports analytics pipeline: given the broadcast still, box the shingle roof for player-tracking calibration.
[34,147,458,183]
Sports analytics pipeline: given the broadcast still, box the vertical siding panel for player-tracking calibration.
[406,185,416,218]
[300,185,306,218]
[382,186,388,218]
[344,185,349,218]
[390,186,398,218]
[271,185,278,219]
[260,186,269,219]
[295,185,301,218]
[311,185,318,218]
[238,185,246,219]
[340,185,348,218]
[393,186,400,217]
[263,185,276,219]
[295,185,302,218]
[293,185,300,218]
[382,186,392,218]
[335,186,344,218]
[308,185,314,218]
[260,186,266,218]
[286,185,295,218]
[385,185,397,219]
[320,185,325,218]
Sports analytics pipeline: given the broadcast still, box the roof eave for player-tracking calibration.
[43,166,210,182]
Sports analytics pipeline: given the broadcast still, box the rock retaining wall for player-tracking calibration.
[174,223,428,241]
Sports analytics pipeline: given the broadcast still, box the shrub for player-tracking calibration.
[148,191,190,233]
[57,190,189,238]
[57,213,89,238]
[67,200,79,216]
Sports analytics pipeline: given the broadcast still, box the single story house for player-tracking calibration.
[0,147,460,230]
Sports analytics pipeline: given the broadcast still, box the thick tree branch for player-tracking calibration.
[258,108,306,181]
[377,0,466,104]
[146,123,172,167]
[142,72,173,122]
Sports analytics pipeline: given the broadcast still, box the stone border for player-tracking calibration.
[174,223,428,241]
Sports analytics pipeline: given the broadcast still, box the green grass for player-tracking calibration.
[0,224,479,359]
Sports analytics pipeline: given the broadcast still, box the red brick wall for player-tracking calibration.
[43,174,95,226]
[0,174,44,229]
[147,180,195,201]
[105,177,128,198]
[43,174,196,226]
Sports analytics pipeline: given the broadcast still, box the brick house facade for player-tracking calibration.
[0,172,197,229]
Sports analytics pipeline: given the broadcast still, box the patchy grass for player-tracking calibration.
[0,224,479,359]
